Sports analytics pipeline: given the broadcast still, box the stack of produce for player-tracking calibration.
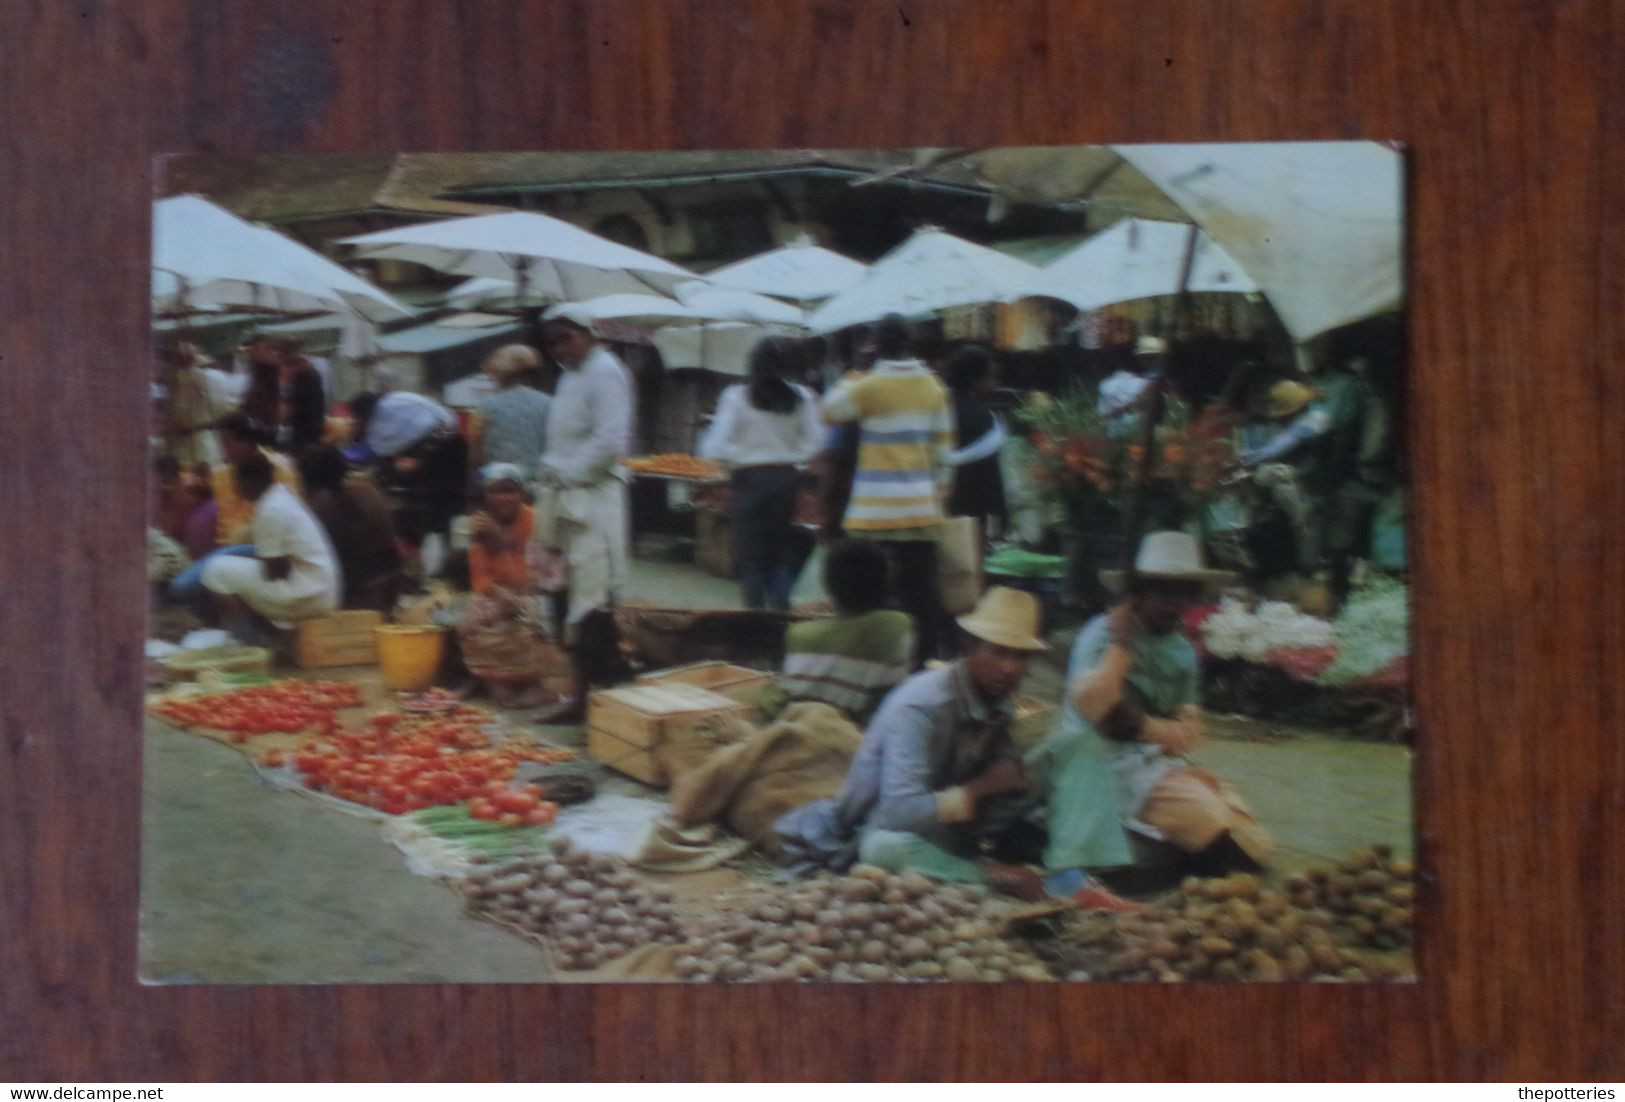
[1031,863,1412,982]
[672,865,1053,984]
[1280,846,1415,951]
[624,454,722,479]
[286,709,572,815]
[1316,577,1410,687]
[408,803,558,856]
[457,838,684,971]
[150,679,362,740]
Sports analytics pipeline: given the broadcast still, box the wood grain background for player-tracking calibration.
[2,0,1621,1082]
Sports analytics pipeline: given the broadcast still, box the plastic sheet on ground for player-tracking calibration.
[382,816,480,880]
[255,759,392,822]
[179,628,235,650]
[549,793,670,857]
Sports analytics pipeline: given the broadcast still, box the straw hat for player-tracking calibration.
[1099,531,1237,594]
[957,586,1050,652]
[1266,379,1317,419]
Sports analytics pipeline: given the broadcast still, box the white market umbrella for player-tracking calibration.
[340,210,697,302]
[153,195,411,323]
[651,321,801,378]
[564,294,708,326]
[804,227,1039,334]
[674,280,805,326]
[970,142,1403,341]
[1112,142,1402,341]
[1026,217,1258,312]
[441,275,548,311]
[557,293,793,376]
[256,310,384,359]
[436,310,526,330]
[703,237,868,304]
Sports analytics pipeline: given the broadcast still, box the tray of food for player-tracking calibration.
[624,454,725,481]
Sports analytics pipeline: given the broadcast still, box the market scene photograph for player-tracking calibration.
[141,143,1413,985]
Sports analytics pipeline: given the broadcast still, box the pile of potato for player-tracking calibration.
[672,864,1054,983]
[1035,865,1412,982]
[1281,846,1414,951]
[458,837,684,971]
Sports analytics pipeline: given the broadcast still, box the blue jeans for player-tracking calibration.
[168,545,255,605]
[731,465,799,611]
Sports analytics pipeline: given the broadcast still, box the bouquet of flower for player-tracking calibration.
[1202,597,1336,660]
[1200,596,1339,680]
[1014,388,1236,519]
[1315,577,1410,687]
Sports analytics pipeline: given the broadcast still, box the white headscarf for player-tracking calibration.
[365,391,456,457]
[480,461,527,487]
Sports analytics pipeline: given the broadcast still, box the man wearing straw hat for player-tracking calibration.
[776,586,1134,906]
[1032,531,1272,886]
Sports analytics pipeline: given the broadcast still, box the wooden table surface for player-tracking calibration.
[2,0,1621,1082]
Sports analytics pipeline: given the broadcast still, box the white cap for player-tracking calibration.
[542,303,596,330]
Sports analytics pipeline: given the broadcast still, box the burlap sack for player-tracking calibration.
[654,712,754,786]
[1138,766,1274,861]
[666,702,862,854]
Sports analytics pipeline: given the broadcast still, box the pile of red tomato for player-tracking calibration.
[468,782,560,827]
[278,709,572,817]
[151,680,362,741]
[157,679,572,820]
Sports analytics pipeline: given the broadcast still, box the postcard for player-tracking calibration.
[142,143,1412,984]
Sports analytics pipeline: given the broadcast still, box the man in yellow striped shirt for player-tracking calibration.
[822,314,955,664]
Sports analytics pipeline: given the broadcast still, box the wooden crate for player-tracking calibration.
[586,682,750,750]
[296,610,383,669]
[693,506,735,579]
[637,660,775,703]
[585,727,665,787]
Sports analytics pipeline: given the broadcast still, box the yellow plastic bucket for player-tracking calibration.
[374,625,446,692]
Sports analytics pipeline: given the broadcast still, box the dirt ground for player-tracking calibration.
[139,558,1412,984]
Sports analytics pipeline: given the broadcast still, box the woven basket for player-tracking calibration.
[460,624,567,682]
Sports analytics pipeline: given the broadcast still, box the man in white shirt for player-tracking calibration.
[202,452,341,635]
[532,306,636,720]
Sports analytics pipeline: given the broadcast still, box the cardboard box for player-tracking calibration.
[296,610,384,669]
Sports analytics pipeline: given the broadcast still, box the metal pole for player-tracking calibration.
[506,255,527,339]
[1120,221,1203,573]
